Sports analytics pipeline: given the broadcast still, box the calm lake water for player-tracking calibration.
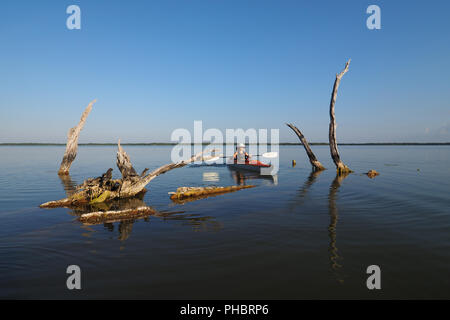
[0,145,449,299]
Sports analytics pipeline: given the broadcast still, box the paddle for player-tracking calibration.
[206,152,278,162]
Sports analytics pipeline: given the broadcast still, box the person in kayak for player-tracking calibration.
[233,143,251,163]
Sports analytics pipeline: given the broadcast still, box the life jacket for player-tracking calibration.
[234,150,249,162]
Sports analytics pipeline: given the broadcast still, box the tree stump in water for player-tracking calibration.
[366,170,379,178]
[329,60,352,174]
[286,123,325,171]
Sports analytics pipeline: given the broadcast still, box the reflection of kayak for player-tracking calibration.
[227,160,271,173]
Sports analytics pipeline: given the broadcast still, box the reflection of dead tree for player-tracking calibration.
[60,184,222,232]
[298,170,323,199]
[286,123,325,171]
[81,200,222,234]
[58,100,96,175]
[117,220,134,241]
[58,174,77,197]
[168,213,223,232]
[329,60,352,174]
[328,172,349,282]
[288,170,323,212]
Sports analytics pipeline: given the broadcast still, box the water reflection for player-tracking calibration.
[291,170,349,283]
[298,170,323,202]
[328,172,350,283]
[203,171,220,182]
[228,167,278,186]
[58,174,221,239]
[58,174,77,197]
[287,170,323,212]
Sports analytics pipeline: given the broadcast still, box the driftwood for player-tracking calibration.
[58,100,96,175]
[286,123,325,171]
[41,141,217,208]
[79,206,156,225]
[169,185,255,203]
[329,60,352,174]
[366,169,379,178]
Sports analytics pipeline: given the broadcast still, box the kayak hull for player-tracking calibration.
[227,160,272,174]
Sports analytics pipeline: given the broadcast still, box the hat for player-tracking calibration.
[237,143,245,148]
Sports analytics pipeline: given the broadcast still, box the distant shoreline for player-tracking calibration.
[1,142,449,146]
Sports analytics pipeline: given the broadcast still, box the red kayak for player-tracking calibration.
[227,159,272,173]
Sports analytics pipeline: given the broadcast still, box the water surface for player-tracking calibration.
[0,145,449,298]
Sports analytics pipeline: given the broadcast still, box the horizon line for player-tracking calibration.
[1,142,449,146]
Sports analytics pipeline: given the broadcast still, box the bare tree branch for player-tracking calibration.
[58,99,96,175]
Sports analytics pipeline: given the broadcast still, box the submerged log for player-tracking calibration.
[79,206,156,225]
[40,142,217,208]
[58,99,96,175]
[329,60,352,174]
[169,185,255,203]
[286,123,325,171]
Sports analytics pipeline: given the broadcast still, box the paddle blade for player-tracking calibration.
[205,156,221,162]
[261,152,278,158]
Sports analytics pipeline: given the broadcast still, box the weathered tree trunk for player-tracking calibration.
[286,123,325,171]
[329,60,352,174]
[58,100,96,175]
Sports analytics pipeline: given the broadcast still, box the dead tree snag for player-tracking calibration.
[286,123,325,171]
[329,60,352,174]
[58,99,96,175]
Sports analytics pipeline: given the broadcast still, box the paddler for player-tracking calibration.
[233,143,251,163]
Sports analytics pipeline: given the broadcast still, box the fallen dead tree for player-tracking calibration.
[41,140,217,208]
[286,123,325,171]
[169,185,255,203]
[78,206,156,225]
[329,60,352,174]
[58,100,96,175]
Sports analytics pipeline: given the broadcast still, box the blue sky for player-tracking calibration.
[0,0,449,143]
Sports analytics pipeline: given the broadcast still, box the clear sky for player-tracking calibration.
[0,0,449,143]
